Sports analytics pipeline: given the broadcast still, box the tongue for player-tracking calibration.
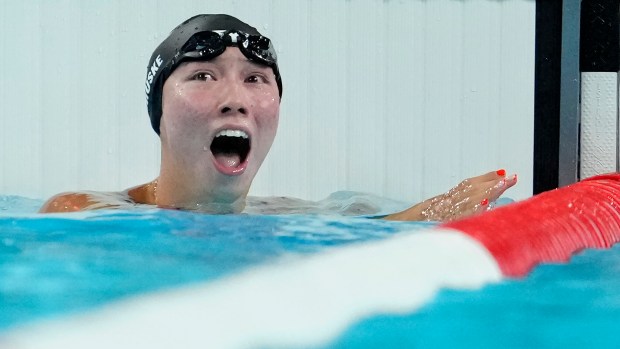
[214,152,241,168]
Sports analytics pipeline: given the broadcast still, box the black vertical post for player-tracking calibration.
[580,0,619,73]
[534,1,563,194]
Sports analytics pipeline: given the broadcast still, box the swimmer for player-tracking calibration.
[39,14,517,221]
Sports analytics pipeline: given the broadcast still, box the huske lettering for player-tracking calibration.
[145,55,163,94]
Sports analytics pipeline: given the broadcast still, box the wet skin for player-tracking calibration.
[155,48,280,212]
[384,170,517,221]
[40,48,280,214]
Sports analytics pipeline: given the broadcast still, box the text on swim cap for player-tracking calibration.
[145,55,164,97]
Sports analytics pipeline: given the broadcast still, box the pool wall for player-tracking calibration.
[0,0,535,202]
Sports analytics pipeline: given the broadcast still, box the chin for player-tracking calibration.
[211,173,254,201]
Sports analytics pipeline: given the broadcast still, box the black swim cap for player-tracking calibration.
[145,14,283,135]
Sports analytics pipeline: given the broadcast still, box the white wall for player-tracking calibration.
[0,0,535,203]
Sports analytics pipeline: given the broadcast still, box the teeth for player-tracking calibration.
[215,129,249,139]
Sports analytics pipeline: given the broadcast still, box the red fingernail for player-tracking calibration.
[496,169,506,176]
[480,198,489,206]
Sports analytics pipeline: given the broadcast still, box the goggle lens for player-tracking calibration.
[243,35,277,65]
[176,30,277,67]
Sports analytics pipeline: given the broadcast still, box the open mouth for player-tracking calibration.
[210,129,251,173]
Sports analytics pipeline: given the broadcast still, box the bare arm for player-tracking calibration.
[384,170,517,222]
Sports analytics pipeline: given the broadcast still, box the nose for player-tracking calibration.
[218,81,249,116]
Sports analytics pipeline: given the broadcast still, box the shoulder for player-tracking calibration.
[39,192,96,213]
[39,180,158,213]
[125,181,157,205]
[39,191,133,213]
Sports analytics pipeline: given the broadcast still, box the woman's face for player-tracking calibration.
[159,47,280,204]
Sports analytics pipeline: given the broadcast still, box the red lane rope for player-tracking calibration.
[443,173,620,277]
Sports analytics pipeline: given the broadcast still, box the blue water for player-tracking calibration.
[2,195,620,348]
[0,196,431,332]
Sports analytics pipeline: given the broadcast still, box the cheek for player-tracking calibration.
[254,89,280,125]
[255,98,280,132]
[162,87,217,135]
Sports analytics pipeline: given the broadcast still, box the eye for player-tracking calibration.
[191,72,216,81]
[245,74,268,84]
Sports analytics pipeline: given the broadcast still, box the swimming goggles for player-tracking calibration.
[172,30,278,68]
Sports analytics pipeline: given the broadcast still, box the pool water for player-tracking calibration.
[0,195,428,331]
[1,194,620,348]
[328,244,620,348]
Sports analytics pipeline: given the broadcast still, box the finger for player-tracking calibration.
[453,174,504,201]
[471,173,518,208]
[449,177,500,205]
[453,178,508,211]
[490,173,518,199]
[480,179,510,203]
[452,169,507,195]
[445,173,518,221]
[467,169,508,184]
[505,173,518,187]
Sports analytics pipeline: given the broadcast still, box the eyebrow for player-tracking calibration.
[182,58,271,71]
